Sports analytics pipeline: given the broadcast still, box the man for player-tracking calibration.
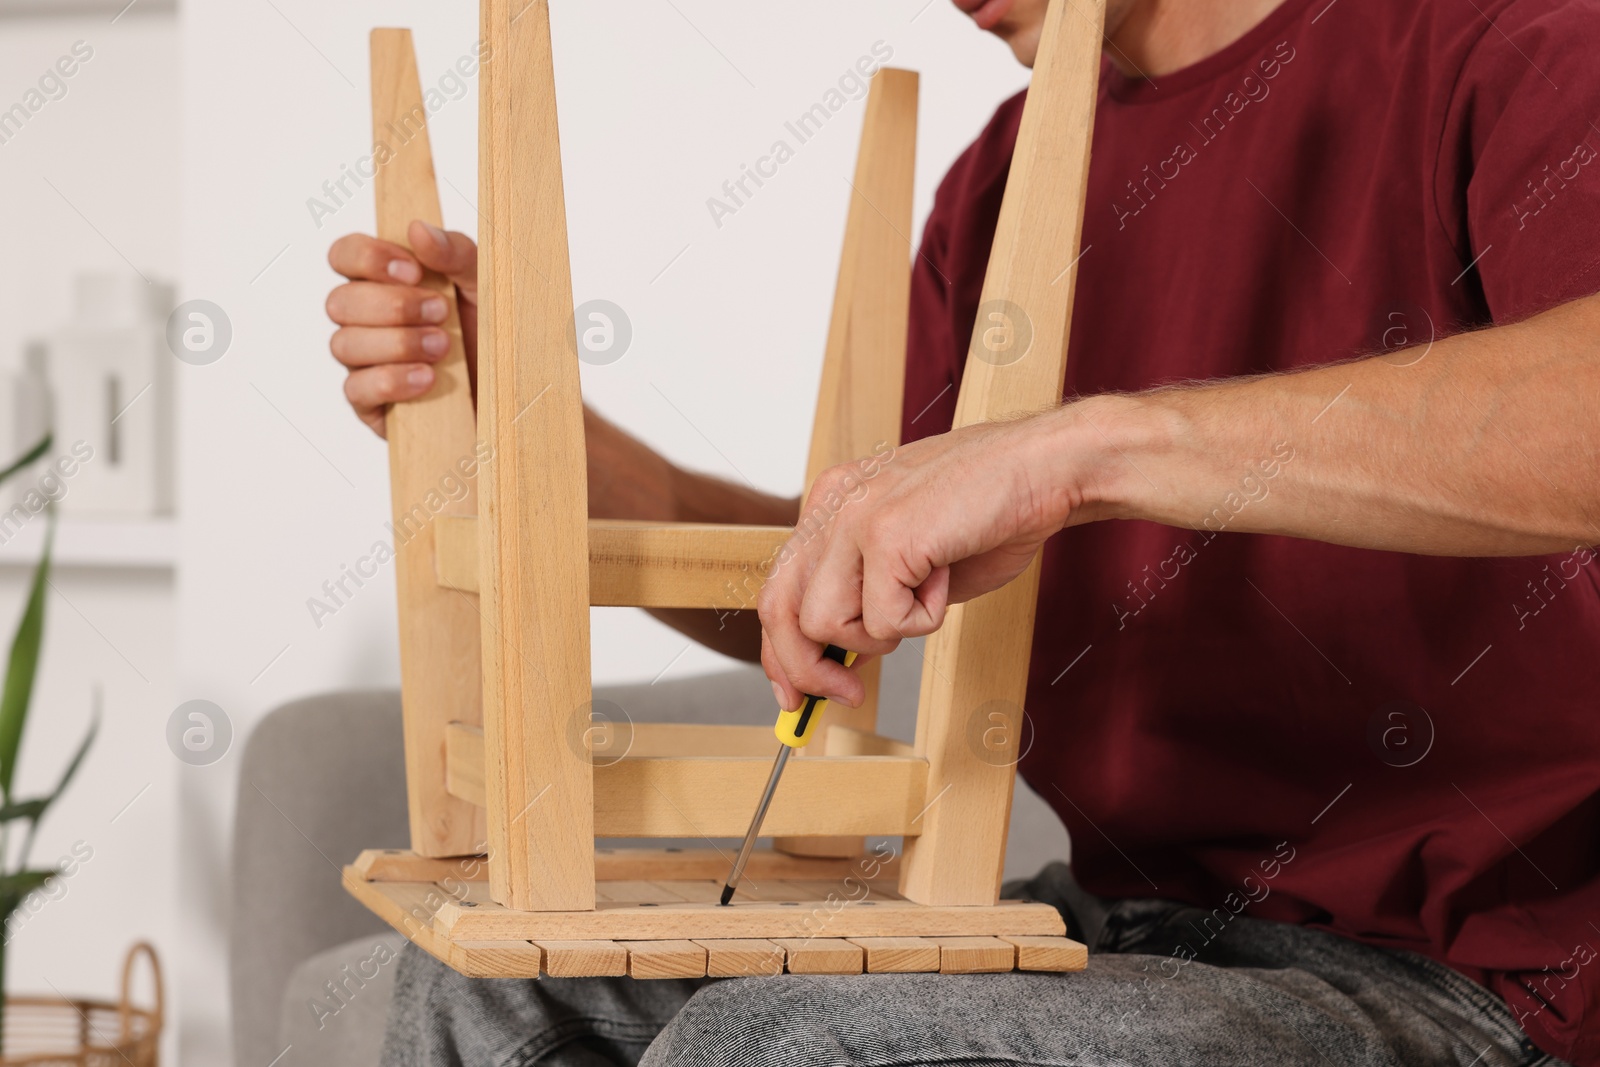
[325,0,1600,1062]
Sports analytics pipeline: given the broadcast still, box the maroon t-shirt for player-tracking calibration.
[902,0,1600,1062]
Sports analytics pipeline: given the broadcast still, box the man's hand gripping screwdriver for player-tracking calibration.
[720,645,856,906]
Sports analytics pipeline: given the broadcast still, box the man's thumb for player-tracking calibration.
[408,220,477,298]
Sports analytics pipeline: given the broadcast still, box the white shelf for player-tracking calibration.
[0,518,176,569]
[0,0,175,17]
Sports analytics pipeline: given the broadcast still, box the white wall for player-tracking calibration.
[178,2,1028,1062]
[0,13,180,375]
[0,11,179,1067]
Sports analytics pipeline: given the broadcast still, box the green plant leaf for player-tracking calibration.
[0,799,46,824]
[12,692,98,872]
[0,517,52,801]
[37,712,96,819]
[0,435,51,491]
[0,868,54,911]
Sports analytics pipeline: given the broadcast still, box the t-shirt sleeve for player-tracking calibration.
[902,90,1028,445]
[1447,0,1600,321]
[902,202,960,445]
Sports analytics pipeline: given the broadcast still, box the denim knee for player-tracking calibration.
[639,976,877,1067]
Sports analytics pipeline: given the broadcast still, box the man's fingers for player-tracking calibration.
[330,325,452,368]
[760,631,802,713]
[797,536,899,657]
[344,364,435,419]
[761,598,868,708]
[326,281,450,329]
[328,233,423,285]
[759,560,866,708]
[764,631,865,709]
[798,646,867,708]
[759,576,822,705]
[860,545,948,641]
[407,221,478,302]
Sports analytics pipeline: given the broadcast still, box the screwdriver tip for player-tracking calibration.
[718,884,735,907]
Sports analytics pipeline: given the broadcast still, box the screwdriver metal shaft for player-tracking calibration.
[719,645,854,906]
[719,744,791,906]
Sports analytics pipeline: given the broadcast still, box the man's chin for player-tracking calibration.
[995,19,1042,68]
[968,0,1016,31]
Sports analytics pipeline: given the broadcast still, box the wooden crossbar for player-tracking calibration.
[433,515,790,608]
[352,848,900,884]
[443,723,928,837]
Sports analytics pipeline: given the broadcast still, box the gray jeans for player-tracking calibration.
[380,864,1566,1067]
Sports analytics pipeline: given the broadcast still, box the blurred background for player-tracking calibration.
[0,0,1032,1063]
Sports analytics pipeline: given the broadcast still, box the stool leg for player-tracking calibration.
[776,69,918,861]
[371,28,486,860]
[898,0,1105,905]
[477,0,596,911]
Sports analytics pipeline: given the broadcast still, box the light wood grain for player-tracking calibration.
[432,514,479,591]
[848,937,941,973]
[353,849,488,885]
[482,720,778,764]
[593,849,901,884]
[693,939,786,977]
[445,723,928,837]
[819,725,914,757]
[732,880,824,904]
[594,881,672,904]
[899,0,1106,907]
[624,940,708,979]
[339,868,541,977]
[534,940,628,977]
[802,67,916,488]
[353,848,900,885]
[773,938,864,975]
[591,723,775,759]
[781,69,917,862]
[452,940,545,978]
[370,28,486,861]
[477,0,596,912]
[1000,935,1089,972]
[348,869,1065,947]
[345,864,1069,980]
[588,749,928,837]
[933,936,1017,974]
[431,895,1064,943]
[655,880,723,903]
[435,515,793,609]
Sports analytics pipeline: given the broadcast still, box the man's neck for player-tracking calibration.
[1106,0,1290,77]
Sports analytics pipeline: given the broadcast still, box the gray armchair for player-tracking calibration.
[231,649,1071,1067]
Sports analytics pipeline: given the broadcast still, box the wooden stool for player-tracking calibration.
[344,0,1103,979]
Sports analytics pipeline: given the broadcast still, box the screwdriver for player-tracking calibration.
[720,644,857,906]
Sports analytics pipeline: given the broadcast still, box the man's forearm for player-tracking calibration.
[585,407,797,525]
[1061,291,1600,556]
[584,408,797,661]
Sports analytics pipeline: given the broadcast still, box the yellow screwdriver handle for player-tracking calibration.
[774,646,857,748]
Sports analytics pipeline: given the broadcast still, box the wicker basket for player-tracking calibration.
[0,943,162,1067]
